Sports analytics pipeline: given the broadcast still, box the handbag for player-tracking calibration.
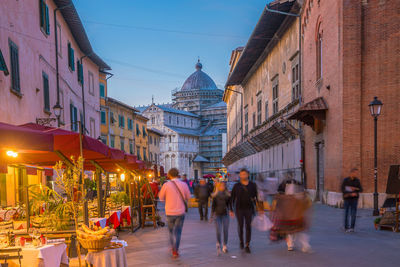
[171,180,188,213]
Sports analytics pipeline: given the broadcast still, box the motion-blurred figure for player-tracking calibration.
[194,178,212,221]
[341,168,363,232]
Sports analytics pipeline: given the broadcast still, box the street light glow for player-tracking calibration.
[120,173,126,182]
[6,150,18,158]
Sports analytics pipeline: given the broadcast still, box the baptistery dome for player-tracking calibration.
[181,61,218,91]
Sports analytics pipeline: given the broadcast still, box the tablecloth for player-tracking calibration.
[9,243,68,267]
[120,206,131,226]
[0,209,16,221]
[90,217,107,228]
[107,211,121,229]
[85,246,127,267]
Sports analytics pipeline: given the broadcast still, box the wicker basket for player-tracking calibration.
[77,236,112,252]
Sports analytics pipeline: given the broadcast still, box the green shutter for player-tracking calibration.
[0,49,9,75]
[39,0,45,29]
[77,60,83,83]
[42,72,50,111]
[100,83,105,98]
[68,43,75,71]
[70,103,74,130]
[45,4,50,35]
[9,40,20,92]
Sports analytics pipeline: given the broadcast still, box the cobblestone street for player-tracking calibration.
[117,204,400,267]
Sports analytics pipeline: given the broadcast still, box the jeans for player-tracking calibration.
[198,200,208,219]
[215,215,229,246]
[344,198,358,229]
[167,215,185,251]
[236,209,253,245]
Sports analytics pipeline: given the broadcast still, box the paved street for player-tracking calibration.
[119,204,400,267]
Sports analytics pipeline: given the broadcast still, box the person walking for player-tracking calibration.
[195,179,212,221]
[230,168,258,253]
[211,181,232,255]
[341,168,363,232]
[159,168,191,258]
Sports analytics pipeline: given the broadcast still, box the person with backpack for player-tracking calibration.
[159,168,191,258]
[230,168,259,253]
[211,181,232,255]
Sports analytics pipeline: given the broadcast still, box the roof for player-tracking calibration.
[193,155,209,162]
[181,61,218,91]
[135,106,149,113]
[54,0,110,70]
[204,101,227,110]
[166,126,200,136]
[287,97,328,126]
[147,128,163,136]
[106,97,139,113]
[225,0,297,86]
[156,105,200,118]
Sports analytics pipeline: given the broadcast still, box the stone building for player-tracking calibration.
[147,128,163,166]
[223,0,302,182]
[139,61,227,178]
[288,0,400,208]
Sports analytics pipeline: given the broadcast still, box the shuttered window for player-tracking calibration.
[68,43,75,71]
[120,138,125,152]
[9,40,20,93]
[42,72,50,112]
[39,0,50,35]
[77,60,83,84]
[142,126,147,137]
[100,110,106,124]
[70,103,78,131]
[118,115,125,128]
[136,124,140,136]
[128,118,133,130]
[0,49,9,75]
[110,135,115,148]
[99,83,105,98]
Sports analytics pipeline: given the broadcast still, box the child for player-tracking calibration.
[211,181,232,255]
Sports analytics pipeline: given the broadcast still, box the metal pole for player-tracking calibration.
[373,116,379,216]
[78,121,89,225]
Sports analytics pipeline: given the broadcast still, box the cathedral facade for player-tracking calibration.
[139,61,227,178]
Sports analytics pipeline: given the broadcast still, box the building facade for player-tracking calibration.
[223,0,302,182]
[0,0,109,136]
[133,113,149,161]
[288,0,400,208]
[147,128,163,166]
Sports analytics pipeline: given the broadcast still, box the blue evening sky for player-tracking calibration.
[74,0,269,107]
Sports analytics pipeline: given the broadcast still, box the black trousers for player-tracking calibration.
[236,209,253,245]
[198,200,208,219]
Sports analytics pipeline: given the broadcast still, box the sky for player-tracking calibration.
[74,0,269,107]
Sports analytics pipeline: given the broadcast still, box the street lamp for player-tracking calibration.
[369,96,383,216]
[53,103,62,126]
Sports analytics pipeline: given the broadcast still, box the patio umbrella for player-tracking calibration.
[203,174,216,179]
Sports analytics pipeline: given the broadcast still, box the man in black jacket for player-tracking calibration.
[341,168,363,232]
[231,168,258,253]
[195,179,212,221]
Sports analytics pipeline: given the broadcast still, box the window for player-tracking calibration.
[77,60,83,84]
[316,24,323,80]
[56,24,62,57]
[176,117,179,125]
[292,61,300,101]
[60,90,65,123]
[191,119,193,127]
[169,135,172,143]
[142,126,147,137]
[42,72,50,112]
[0,49,9,75]
[39,0,50,35]
[9,40,20,93]
[89,118,95,138]
[110,135,115,148]
[118,115,125,128]
[128,118,133,130]
[129,140,133,154]
[100,135,107,145]
[101,110,106,125]
[136,124,140,136]
[244,108,248,135]
[99,83,105,98]
[149,153,153,162]
[252,112,256,129]
[70,103,78,131]
[143,148,147,161]
[68,42,75,71]
[168,116,171,124]
[265,100,269,121]
[110,112,115,124]
[272,80,279,115]
[184,118,186,126]
[88,71,94,95]
[136,146,141,160]
[151,116,155,124]
[149,136,153,145]
[120,138,125,151]
[257,98,262,126]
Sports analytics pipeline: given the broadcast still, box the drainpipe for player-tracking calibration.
[54,2,72,127]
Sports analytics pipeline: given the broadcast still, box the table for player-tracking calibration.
[85,246,127,267]
[90,218,107,229]
[106,211,121,229]
[8,243,68,267]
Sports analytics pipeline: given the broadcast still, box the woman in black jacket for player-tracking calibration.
[211,181,232,255]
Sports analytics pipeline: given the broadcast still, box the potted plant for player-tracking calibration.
[374,217,381,230]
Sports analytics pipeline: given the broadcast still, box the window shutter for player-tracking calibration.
[9,41,20,92]
[45,4,50,35]
[39,0,45,29]
[0,49,9,75]
[77,60,83,84]
[70,103,74,130]
[42,72,50,111]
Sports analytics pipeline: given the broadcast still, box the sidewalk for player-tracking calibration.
[116,204,400,267]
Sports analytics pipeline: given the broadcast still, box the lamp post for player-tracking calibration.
[53,103,62,127]
[369,96,383,216]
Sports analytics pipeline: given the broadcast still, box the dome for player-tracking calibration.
[181,61,218,91]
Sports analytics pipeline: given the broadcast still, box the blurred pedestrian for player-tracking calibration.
[231,168,258,253]
[159,168,191,258]
[211,181,232,255]
[341,168,363,232]
[195,179,212,221]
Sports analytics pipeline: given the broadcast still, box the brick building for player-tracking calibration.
[289,0,400,207]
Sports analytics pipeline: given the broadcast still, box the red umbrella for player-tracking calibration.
[203,174,216,179]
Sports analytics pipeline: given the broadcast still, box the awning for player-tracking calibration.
[287,97,328,127]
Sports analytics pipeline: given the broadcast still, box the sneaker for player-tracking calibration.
[287,246,294,251]
[348,228,354,233]
[240,242,244,249]
[216,243,221,256]
[172,250,179,259]
[222,245,228,253]
[245,246,251,254]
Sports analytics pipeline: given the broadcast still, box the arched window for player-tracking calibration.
[316,21,323,80]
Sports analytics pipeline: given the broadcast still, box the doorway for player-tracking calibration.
[315,142,324,202]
